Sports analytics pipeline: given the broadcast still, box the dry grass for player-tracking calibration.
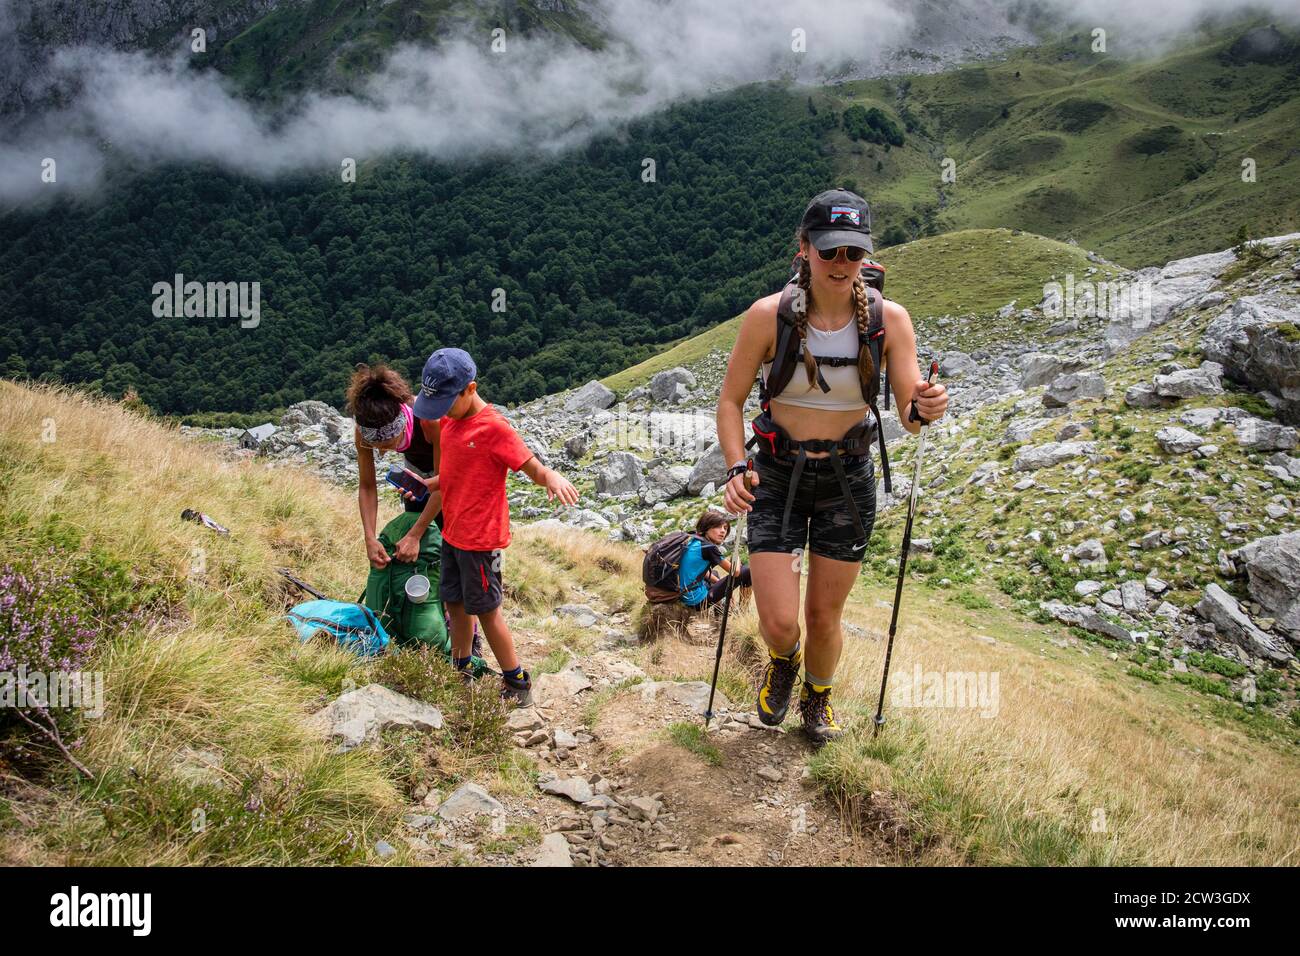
[812,582,1300,865]
[0,382,403,864]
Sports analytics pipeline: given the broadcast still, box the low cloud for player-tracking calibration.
[0,0,1295,206]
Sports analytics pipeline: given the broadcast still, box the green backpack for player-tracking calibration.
[364,511,448,652]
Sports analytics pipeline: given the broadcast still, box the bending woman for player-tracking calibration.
[716,188,948,746]
[347,364,442,569]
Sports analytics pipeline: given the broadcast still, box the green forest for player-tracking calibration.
[0,87,839,414]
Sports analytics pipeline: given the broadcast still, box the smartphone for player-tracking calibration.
[385,465,429,504]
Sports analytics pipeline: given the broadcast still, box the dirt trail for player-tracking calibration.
[407,586,886,867]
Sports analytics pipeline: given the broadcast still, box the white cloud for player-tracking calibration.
[0,0,1295,206]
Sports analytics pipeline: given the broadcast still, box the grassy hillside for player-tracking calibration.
[602,227,1124,395]
[2,379,1296,865]
[823,20,1300,266]
[0,381,621,863]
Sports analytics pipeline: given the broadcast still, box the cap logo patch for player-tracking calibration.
[829,205,861,225]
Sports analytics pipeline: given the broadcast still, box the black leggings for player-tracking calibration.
[704,565,752,608]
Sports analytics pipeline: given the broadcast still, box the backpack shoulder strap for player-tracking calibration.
[763,281,802,406]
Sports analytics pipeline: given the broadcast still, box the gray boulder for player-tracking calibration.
[650,367,697,404]
[1073,538,1109,570]
[1120,579,1149,614]
[1039,601,1134,642]
[1002,417,1056,445]
[564,380,616,413]
[1267,452,1300,480]
[1153,362,1224,398]
[594,452,645,497]
[877,409,907,446]
[438,782,504,822]
[1043,372,1107,408]
[531,832,574,867]
[535,666,593,704]
[687,441,728,495]
[641,464,692,506]
[1156,426,1205,454]
[939,351,977,378]
[1178,407,1232,431]
[1234,417,1298,451]
[1199,295,1300,426]
[308,684,444,752]
[539,775,594,804]
[1012,441,1097,472]
[638,680,730,716]
[1124,382,1178,410]
[280,400,342,429]
[1195,584,1295,664]
[1229,531,1300,642]
[564,433,590,459]
[1019,353,1086,389]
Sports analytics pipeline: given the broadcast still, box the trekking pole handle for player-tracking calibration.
[908,360,940,424]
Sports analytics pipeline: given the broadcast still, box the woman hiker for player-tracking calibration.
[680,510,753,611]
[716,188,948,745]
[347,363,442,568]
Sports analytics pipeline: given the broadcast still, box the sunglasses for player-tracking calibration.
[816,245,867,262]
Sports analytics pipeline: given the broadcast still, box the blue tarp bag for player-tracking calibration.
[286,599,390,658]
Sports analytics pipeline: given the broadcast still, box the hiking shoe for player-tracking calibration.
[471,622,484,660]
[799,682,844,747]
[756,645,803,726]
[501,670,533,708]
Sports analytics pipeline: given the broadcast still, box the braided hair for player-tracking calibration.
[794,229,877,393]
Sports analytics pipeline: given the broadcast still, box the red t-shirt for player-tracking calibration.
[438,405,534,551]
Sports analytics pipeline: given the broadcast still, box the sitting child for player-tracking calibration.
[680,510,752,610]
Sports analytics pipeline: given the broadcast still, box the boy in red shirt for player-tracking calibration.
[411,348,579,705]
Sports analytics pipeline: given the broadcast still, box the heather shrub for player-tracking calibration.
[0,556,144,775]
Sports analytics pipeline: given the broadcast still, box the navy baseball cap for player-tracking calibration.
[800,188,873,254]
[412,348,477,419]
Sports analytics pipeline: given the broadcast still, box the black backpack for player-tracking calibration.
[642,531,709,598]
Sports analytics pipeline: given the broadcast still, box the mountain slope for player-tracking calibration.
[2,368,1297,865]
[824,21,1300,266]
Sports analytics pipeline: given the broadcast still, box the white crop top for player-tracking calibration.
[761,317,869,411]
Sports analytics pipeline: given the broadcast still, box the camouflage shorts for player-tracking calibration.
[746,450,877,563]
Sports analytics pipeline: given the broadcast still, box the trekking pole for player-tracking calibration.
[278,567,330,601]
[873,360,939,738]
[704,459,752,728]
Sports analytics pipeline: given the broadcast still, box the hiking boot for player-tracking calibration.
[471,622,484,660]
[501,670,533,708]
[799,682,844,747]
[756,645,803,726]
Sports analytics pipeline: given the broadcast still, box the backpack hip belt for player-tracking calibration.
[747,410,883,545]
